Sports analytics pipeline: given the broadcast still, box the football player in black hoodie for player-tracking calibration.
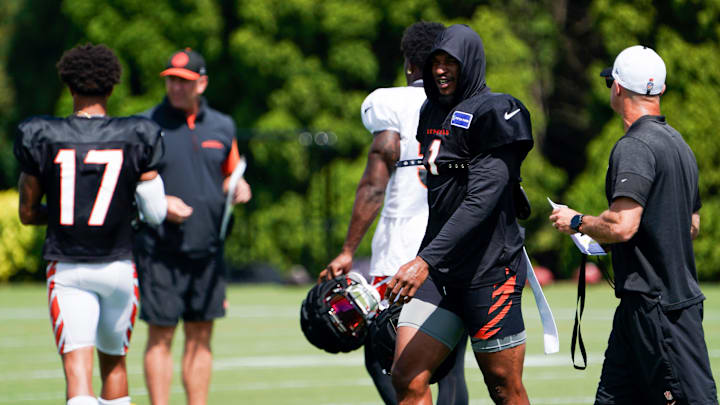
[385,24,533,404]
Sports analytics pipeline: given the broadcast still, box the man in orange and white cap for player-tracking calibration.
[134,48,252,405]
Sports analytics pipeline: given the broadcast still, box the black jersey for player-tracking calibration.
[605,115,704,310]
[135,97,238,258]
[416,25,533,287]
[14,115,164,262]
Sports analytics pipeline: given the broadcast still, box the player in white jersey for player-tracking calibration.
[320,22,468,405]
[362,84,428,280]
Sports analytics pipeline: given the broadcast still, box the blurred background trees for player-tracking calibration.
[1,0,719,282]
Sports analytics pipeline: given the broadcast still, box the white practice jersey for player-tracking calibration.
[360,84,429,277]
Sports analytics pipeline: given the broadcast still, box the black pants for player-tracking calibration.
[596,294,717,405]
[364,332,469,405]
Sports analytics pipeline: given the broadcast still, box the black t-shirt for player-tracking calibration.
[135,97,238,258]
[606,115,704,310]
[14,115,164,262]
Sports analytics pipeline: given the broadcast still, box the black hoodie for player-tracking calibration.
[416,24,534,287]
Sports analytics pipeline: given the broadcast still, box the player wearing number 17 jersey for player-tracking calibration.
[14,44,166,405]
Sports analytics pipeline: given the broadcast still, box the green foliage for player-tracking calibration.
[3,0,720,280]
[656,28,720,280]
[521,149,568,266]
[564,4,720,280]
[58,0,224,116]
[466,7,564,264]
[0,190,44,281]
[0,0,23,187]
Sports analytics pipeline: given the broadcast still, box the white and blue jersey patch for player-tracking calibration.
[451,110,473,129]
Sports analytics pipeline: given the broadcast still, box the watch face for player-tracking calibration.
[571,215,581,230]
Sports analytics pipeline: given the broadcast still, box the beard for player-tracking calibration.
[437,93,457,107]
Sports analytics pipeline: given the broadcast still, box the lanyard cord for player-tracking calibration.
[572,254,588,370]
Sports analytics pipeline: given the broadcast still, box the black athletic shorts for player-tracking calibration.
[135,248,227,326]
[407,260,526,352]
[596,293,717,405]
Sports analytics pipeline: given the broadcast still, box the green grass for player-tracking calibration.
[1,282,719,404]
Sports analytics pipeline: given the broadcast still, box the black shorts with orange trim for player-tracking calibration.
[411,258,527,352]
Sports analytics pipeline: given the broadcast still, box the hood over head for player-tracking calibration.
[423,24,487,106]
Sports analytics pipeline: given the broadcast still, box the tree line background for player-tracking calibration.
[1,0,719,282]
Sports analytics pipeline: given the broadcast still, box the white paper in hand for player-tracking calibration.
[548,197,606,255]
[219,156,247,240]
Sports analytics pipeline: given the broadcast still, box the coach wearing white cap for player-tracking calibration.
[550,45,717,404]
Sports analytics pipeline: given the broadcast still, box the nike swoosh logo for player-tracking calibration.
[363,106,372,114]
[621,178,628,183]
[504,109,521,120]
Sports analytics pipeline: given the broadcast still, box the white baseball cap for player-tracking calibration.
[600,45,666,95]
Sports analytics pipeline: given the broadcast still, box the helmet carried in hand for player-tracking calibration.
[300,272,382,353]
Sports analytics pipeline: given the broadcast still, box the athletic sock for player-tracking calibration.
[97,396,131,405]
[67,396,98,405]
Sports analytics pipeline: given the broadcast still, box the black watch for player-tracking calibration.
[570,214,584,233]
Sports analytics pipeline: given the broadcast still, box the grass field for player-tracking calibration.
[1,282,719,404]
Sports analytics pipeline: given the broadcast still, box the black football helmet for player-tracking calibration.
[368,303,459,384]
[300,272,382,353]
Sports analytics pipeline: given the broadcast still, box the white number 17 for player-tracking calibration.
[54,149,124,226]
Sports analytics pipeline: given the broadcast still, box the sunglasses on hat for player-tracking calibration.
[605,77,614,89]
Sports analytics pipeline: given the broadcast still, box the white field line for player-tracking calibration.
[0,377,595,405]
[0,352,604,382]
[6,348,720,382]
[4,348,718,382]
[0,357,596,404]
[2,351,718,403]
[5,304,720,322]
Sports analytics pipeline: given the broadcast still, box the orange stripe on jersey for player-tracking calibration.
[47,262,57,303]
[489,291,510,314]
[125,299,137,354]
[474,299,513,340]
[201,140,224,149]
[474,275,518,340]
[48,281,54,304]
[187,113,197,130]
[46,261,57,279]
[55,321,64,347]
[489,275,517,312]
[133,267,139,301]
[477,326,500,340]
[51,298,65,352]
[124,266,139,354]
[221,139,241,176]
[50,296,61,326]
[130,303,137,328]
[492,274,516,299]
